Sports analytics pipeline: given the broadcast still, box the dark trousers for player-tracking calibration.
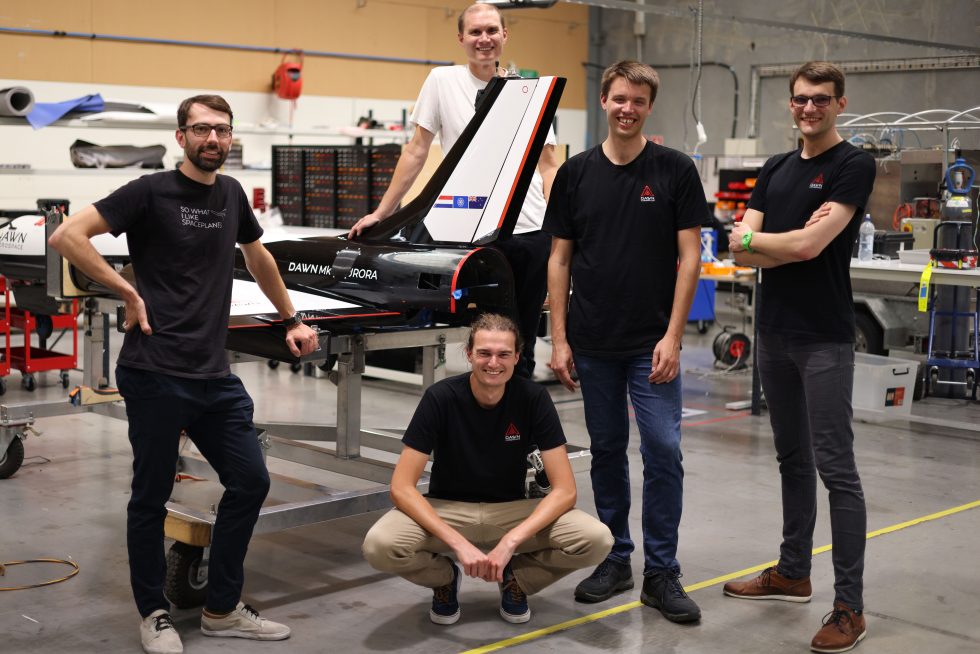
[492,230,550,378]
[116,365,270,617]
[757,338,866,610]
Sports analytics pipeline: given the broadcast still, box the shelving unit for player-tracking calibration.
[0,114,410,212]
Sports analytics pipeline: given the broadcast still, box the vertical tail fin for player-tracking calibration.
[359,75,565,245]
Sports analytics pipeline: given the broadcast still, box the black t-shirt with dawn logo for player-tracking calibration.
[95,170,263,378]
[543,141,708,357]
[403,373,565,502]
[748,141,876,344]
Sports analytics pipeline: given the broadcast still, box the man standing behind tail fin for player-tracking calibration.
[348,2,558,380]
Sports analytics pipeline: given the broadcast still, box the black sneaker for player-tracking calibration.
[641,569,702,623]
[499,563,531,623]
[574,558,634,603]
[429,563,461,625]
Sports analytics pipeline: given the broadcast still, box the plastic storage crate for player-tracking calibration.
[852,353,919,419]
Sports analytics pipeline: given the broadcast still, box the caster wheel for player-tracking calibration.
[267,359,280,369]
[0,437,25,479]
[0,377,6,396]
[164,542,208,609]
[22,373,37,392]
[60,371,70,388]
[290,363,302,374]
[696,320,710,335]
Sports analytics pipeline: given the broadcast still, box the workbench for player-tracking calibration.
[743,259,980,416]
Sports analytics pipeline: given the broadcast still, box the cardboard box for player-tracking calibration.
[853,353,918,419]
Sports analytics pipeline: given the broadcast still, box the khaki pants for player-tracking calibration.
[362,498,613,595]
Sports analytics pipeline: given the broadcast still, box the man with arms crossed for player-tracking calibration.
[545,61,705,623]
[50,95,319,654]
[362,314,611,624]
[348,2,558,379]
[725,61,875,653]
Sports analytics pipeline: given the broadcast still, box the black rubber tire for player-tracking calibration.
[164,542,208,609]
[290,362,302,374]
[22,373,36,392]
[267,359,280,369]
[853,311,884,355]
[318,354,339,372]
[913,368,925,401]
[0,437,25,479]
[60,371,70,389]
[0,377,6,396]
[34,314,54,341]
[696,320,711,335]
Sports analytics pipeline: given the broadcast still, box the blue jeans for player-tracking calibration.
[574,353,684,575]
[116,365,270,617]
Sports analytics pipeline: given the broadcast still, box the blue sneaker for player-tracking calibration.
[499,563,531,623]
[429,563,461,625]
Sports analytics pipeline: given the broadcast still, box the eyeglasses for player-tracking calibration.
[180,123,234,138]
[790,95,838,108]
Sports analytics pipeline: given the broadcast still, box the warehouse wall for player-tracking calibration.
[0,0,589,108]
[587,0,979,155]
[0,1,589,211]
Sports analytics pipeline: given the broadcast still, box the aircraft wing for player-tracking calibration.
[225,279,402,361]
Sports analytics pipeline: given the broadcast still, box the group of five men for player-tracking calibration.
[50,3,873,654]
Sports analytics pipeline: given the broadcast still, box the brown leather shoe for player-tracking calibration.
[723,566,812,602]
[810,602,866,653]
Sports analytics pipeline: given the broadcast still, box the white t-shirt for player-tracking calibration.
[411,65,557,234]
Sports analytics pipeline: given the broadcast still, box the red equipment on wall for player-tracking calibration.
[273,51,304,100]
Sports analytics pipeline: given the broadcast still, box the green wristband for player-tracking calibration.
[741,231,754,253]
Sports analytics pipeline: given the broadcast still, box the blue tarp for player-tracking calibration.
[26,93,105,129]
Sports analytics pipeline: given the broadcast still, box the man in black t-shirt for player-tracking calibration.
[49,95,318,654]
[725,62,874,654]
[362,314,611,625]
[544,61,704,624]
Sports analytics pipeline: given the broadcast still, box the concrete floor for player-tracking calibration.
[2,303,979,654]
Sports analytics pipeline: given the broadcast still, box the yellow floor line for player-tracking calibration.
[459,499,980,654]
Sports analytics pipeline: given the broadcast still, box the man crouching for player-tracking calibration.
[363,313,612,624]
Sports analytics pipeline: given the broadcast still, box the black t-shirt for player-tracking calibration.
[543,141,707,356]
[403,373,566,503]
[748,141,876,344]
[95,170,263,378]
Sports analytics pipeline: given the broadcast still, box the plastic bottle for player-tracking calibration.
[858,213,875,261]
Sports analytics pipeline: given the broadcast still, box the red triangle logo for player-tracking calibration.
[640,185,654,197]
[812,173,824,185]
[504,423,521,439]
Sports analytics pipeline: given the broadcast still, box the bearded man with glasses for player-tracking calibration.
[726,62,875,653]
[50,94,319,654]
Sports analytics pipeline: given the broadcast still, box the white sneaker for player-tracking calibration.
[200,602,291,640]
[140,609,183,654]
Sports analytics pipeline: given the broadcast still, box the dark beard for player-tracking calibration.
[186,145,227,172]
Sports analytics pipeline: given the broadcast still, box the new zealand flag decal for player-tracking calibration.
[435,195,488,209]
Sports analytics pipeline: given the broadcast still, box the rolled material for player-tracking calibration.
[0,87,34,117]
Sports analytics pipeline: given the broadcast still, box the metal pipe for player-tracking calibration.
[0,26,453,67]
[749,56,980,139]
